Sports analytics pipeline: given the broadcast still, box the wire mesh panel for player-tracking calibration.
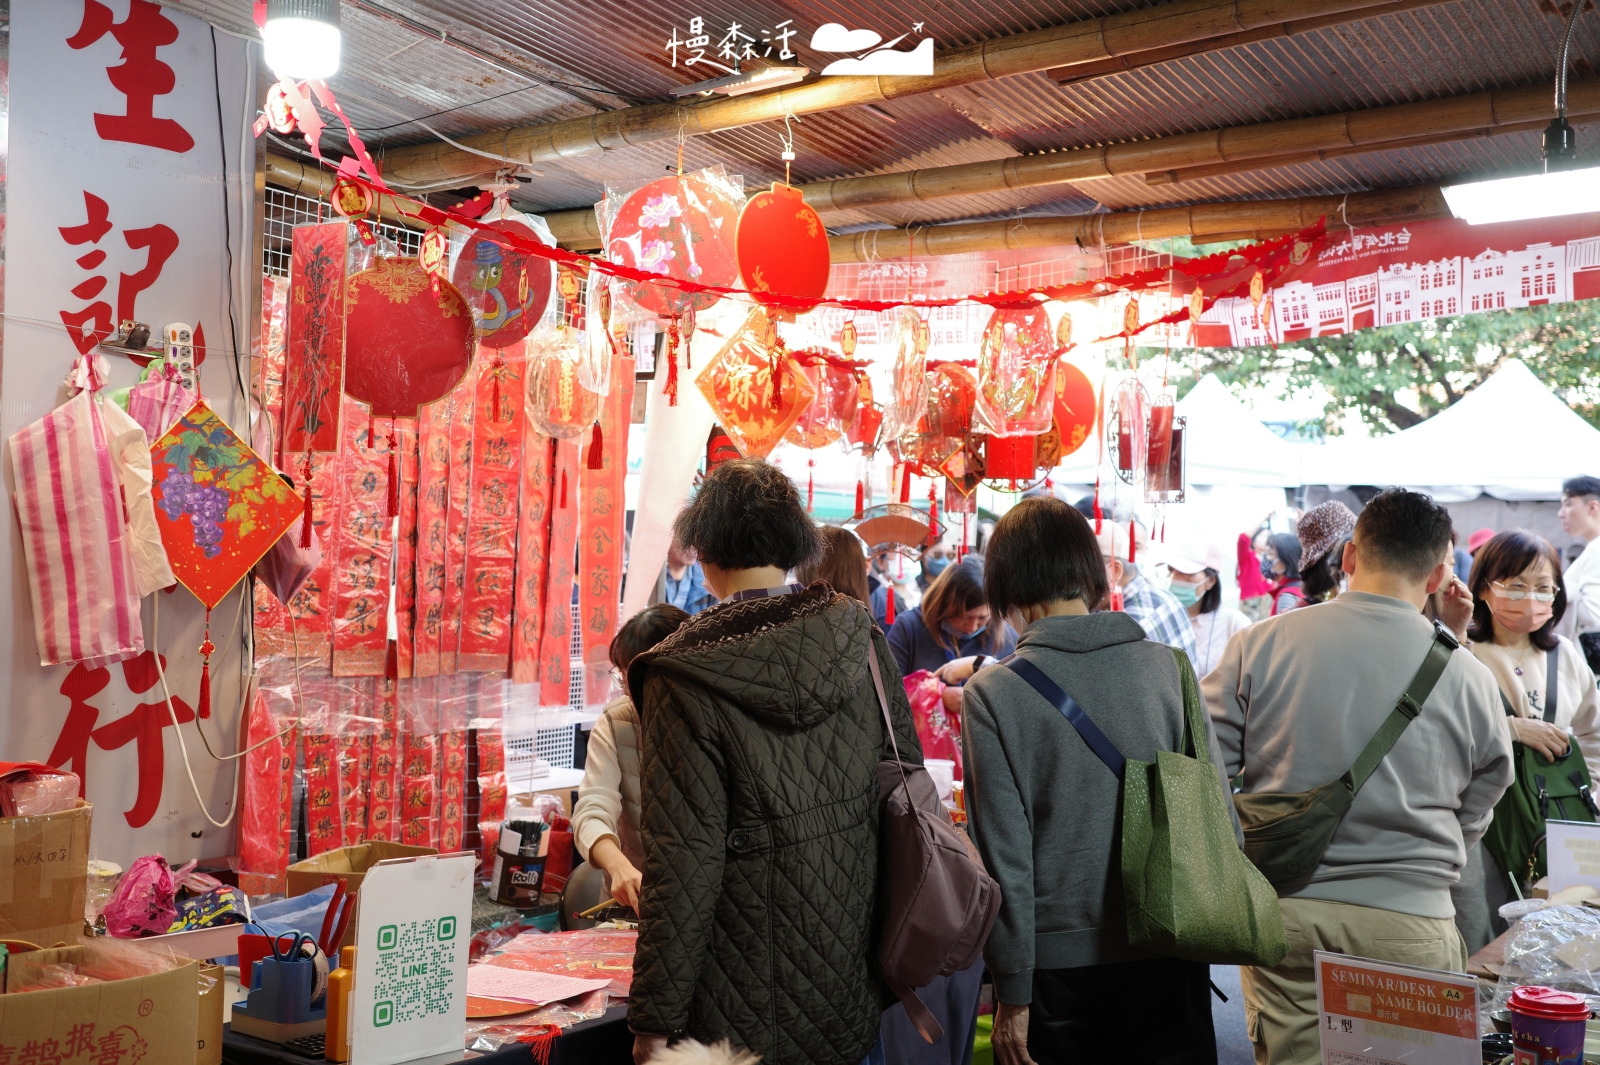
[262,184,420,277]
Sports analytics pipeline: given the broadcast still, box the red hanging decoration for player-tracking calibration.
[588,421,604,470]
[492,354,504,423]
[452,219,555,349]
[300,452,314,548]
[385,639,399,680]
[736,182,831,314]
[854,480,865,520]
[1093,478,1103,534]
[962,513,970,560]
[559,468,568,509]
[367,416,375,449]
[386,428,400,518]
[900,465,912,504]
[1128,519,1138,564]
[197,610,214,721]
[807,457,815,513]
[927,484,939,548]
[343,257,475,419]
[884,585,896,627]
[664,317,681,406]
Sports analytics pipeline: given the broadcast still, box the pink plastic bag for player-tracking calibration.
[103,855,178,938]
[903,669,963,780]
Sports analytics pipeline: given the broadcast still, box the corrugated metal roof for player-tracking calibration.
[163,0,1600,242]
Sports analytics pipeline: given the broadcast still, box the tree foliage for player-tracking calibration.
[1189,300,1600,434]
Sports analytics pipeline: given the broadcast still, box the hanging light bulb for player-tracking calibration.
[264,0,341,80]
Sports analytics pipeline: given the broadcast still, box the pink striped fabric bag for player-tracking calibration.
[9,367,145,667]
[125,370,199,443]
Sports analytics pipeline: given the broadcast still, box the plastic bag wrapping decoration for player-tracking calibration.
[392,423,421,678]
[695,309,816,460]
[251,447,339,662]
[8,934,191,992]
[440,730,468,853]
[1489,905,1600,1026]
[488,929,638,998]
[9,377,145,668]
[1111,378,1151,487]
[237,691,294,892]
[402,732,440,849]
[125,368,199,445]
[449,209,555,351]
[538,439,582,708]
[525,327,601,441]
[784,354,859,450]
[280,222,347,455]
[601,167,743,318]
[340,730,372,848]
[974,304,1058,438]
[884,308,929,449]
[459,341,528,673]
[903,670,963,780]
[368,677,403,843]
[410,376,466,677]
[476,730,507,870]
[578,354,635,706]
[464,988,611,1048]
[578,265,621,396]
[100,396,175,597]
[103,854,177,938]
[906,363,977,473]
[304,731,343,856]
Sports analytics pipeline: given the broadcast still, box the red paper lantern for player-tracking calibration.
[608,175,741,317]
[343,257,475,419]
[1054,362,1096,458]
[974,304,1057,437]
[737,183,830,313]
[451,219,554,349]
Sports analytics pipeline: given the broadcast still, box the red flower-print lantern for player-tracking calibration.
[1054,362,1096,459]
[696,310,816,459]
[736,183,830,314]
[343,257,475,419]
[786,353,860,449]
[974,304,1057,437]
[450,218,554,349]
[608,175,741,317]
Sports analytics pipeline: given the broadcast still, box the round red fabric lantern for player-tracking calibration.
[343,257,475,419]
[975,304,1057,437]
[608,175,741,317]
[451,219,554,349]
[737,183,830,313]
[1054,362,1096,458]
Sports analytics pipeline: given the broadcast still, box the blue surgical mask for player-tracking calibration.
[924,556,950,578]
[1169,582,1200,608]
[945,621,986,641]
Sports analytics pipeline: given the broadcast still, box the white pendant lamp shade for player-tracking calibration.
[264,0,341,80]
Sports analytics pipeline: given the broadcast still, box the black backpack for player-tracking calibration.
[1482,645,1600,888]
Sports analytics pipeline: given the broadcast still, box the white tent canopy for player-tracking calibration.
[1299,360,1600,501]
[1051,371,1302,488]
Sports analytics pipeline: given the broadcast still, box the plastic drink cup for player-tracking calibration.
[1508,985,1589,1065]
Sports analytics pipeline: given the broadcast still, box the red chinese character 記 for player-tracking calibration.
[66,0,195,153]
[58,192,114,354]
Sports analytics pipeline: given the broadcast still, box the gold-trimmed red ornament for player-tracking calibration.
[736,183,830,313]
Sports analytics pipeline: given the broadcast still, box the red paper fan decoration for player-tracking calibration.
[609,175,741,317]
[974,304,1057,438]
[1054,362,1096,458]
[785,355,859,449]
[696,311,816,460]
[737,183,830,313]
[451,219,554,349]
[344,257,475,418]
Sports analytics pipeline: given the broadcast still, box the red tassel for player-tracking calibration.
[385,639,398,680]
[771,354,784,410]
[492,371,502,423]
[665,318,681,406]
[900,465,912,504]
[884,585,897,627]
[807,458,815,513]
[962,513,970,560]
[588,422,604,470]
[1128,519,1137,564]
[525,1025,559,1065]
[300,455,313,548]
[197,612,214,720]
[559,469,568,509]
[854,480,864,520]
[1092,479,1102,535]
[386,430,399,517]
[927,485,939,547]
[367,417,374,449]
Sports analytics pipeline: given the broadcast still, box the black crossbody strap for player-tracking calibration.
[1003,655,1126,781]
[1546,645,1560,724]
[1343,628,1457,793]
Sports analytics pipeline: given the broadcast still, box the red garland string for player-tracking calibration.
[664,317,681,407]
[927,484,939,548]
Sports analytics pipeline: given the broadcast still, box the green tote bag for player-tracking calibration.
[1003,649,1288,967]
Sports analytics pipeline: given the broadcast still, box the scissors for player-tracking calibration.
[317,878,355,956]
[269,930,318,963]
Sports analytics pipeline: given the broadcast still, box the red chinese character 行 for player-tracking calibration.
[67,0,195,153]
[46,663,111,794]
[89,653,196,828]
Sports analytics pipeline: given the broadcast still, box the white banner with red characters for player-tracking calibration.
[0,0,257,865]
[1191,211,1600,347]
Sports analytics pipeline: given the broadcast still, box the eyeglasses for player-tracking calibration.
[1490,581,1558,602]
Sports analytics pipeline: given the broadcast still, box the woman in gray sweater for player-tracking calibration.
[962,496,1232,1065]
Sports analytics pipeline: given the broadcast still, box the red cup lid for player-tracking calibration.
[1510,985,1592,1020]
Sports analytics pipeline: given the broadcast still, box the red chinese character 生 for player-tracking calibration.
[67,0,195,153]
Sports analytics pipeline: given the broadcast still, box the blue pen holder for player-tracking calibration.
[232,953,327,1027]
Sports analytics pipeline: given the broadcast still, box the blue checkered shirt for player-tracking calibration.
[1121,571,1199,661]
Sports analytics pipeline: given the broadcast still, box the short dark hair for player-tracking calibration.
[1564,475,1600,501]
[1198,567,1222,615]
[610,604,690,673]
[1267,533,1302,581]
[1352,488,1454,581]
[1467,530,1565,652]
[983,496,1108,617]
[797,526,869,605]
[673,459,823,572]
[1301,538,1350,603]
[920,557,1002,654]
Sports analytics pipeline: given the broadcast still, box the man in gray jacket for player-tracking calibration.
[1203,489,1512,1065]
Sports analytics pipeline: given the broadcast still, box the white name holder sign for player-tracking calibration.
[1314,950,1478,1065]
[349,853,475,1065]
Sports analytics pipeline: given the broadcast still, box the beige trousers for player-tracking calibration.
[1239,896,1468,1065]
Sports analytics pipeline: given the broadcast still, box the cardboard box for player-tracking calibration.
[0,944,198,1062]
[0,800,90,948]
[197,962,223,1065]
[286,842,435,898]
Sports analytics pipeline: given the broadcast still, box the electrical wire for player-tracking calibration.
[151,592,241,829]
[210,26,249,413]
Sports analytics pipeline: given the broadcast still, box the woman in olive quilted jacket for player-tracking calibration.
[626,459,922,1065]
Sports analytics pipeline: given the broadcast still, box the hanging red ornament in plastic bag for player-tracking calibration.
[695,310,816,459]
[786,354,860,449]
[736,182,830,313]
[608,174,740,317]
[847,375,884,456]
[1112,377,1150,485]
[451,218,554,349]
[885,308,928,446]
[974,303,1057,437]
[344,256,475,418]
[526,328,601,440]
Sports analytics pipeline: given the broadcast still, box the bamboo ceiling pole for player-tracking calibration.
[378,0,1416,187]
[1047,0,1452,86]
[826,185,1446,262]
[801,77,1600,212]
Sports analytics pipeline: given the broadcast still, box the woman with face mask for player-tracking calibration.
[1166,543,1251,677]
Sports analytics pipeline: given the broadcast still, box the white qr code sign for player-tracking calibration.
[1545,819,1600,897]
[350,853,474,1065]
